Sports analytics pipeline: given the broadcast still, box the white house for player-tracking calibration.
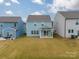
[55,11,79,38]
[26,15,53,38]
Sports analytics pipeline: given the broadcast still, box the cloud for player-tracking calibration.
[5,10,13,15]
[11,0,20,4]
[31,11,43,15]
[47,0,79,13]
[32,0,44,5]
[0,0,4,4]
[0,0,20,5]
[5,2,11,6]
[53,0,79,9]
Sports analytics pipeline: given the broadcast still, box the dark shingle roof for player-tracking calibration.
[58,11,79,18]
[0,16,21,22]
[27,15,51,22]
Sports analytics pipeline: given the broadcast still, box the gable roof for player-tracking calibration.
[27,15,51,22]
[58,11,79,18]
[0,16,21,22]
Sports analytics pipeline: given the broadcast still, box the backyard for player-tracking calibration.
[0,35,79,59]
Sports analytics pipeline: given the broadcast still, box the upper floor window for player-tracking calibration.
[14,23,16,27]
[76,20,79,25]
[42,24,44,26]
[34,24,36,26]
[76,22,79,25]
[0,24,3,27]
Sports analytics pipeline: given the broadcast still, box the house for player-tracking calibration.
[26,15,53,38]
[0,16,24,39]
[55,11,79,38]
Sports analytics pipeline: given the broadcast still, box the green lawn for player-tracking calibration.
[0,35,79,59]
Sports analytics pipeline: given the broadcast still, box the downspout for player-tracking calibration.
[64,18,66,38]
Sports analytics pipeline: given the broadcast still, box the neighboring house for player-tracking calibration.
[26,15,53,38]
[0,16,24,39]
[55,11,79,38]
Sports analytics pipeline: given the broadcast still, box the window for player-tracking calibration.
[78,31,79,36]
[76,22,79,25]
[31,31,33,34]
[16,30,18,31]
[68,30,71,33]
[42,24,44,26]
[68,29,74,33]
[52,22,53,26]
[76,20,79,25]
[72,30,74,33]
[31,30,39,34]
[37,31,39,34]
[34,24,36,26]
[34,30,36,34]
[14,23,16,27]
[0,24,3,27]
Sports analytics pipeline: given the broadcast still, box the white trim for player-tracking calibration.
[39,28,53,38]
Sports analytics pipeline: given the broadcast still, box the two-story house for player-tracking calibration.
[0,16,24,39]
[26,15,53,38]
[55,11,79,38]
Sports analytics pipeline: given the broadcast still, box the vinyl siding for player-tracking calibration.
[66,19,79,38]
[26,22,52,36]
[55,13,65,37]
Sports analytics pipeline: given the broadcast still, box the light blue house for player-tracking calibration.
[26,15,53,38]
[0,16,24,39]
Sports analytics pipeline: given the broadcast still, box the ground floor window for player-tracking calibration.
[37,31,39,34]
[31,31,33,34]
[31,30,39,35]
[68,30,71,33]
[68,29,74,33]
[78,31,79,36]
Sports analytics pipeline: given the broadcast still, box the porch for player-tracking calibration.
[39,27,53,38]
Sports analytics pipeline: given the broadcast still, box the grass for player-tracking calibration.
[0,35,79,59]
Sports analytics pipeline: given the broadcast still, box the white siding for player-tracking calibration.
[66,19,79,38]
[26,22,52,36]
[55,13,65,37]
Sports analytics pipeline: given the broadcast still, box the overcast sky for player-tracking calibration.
[0,0,79,21]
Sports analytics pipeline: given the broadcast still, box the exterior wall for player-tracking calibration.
[16,18,24,37]
[0,23,15,31]
[2,23,15,28]
[0,18,24,38]
[66,19,79,38]
[2,28,16,38]
[0,22,16,38]
[26,22,52,36]
[55,13,65,37]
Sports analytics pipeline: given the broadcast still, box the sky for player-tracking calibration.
[0,0,79,22]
